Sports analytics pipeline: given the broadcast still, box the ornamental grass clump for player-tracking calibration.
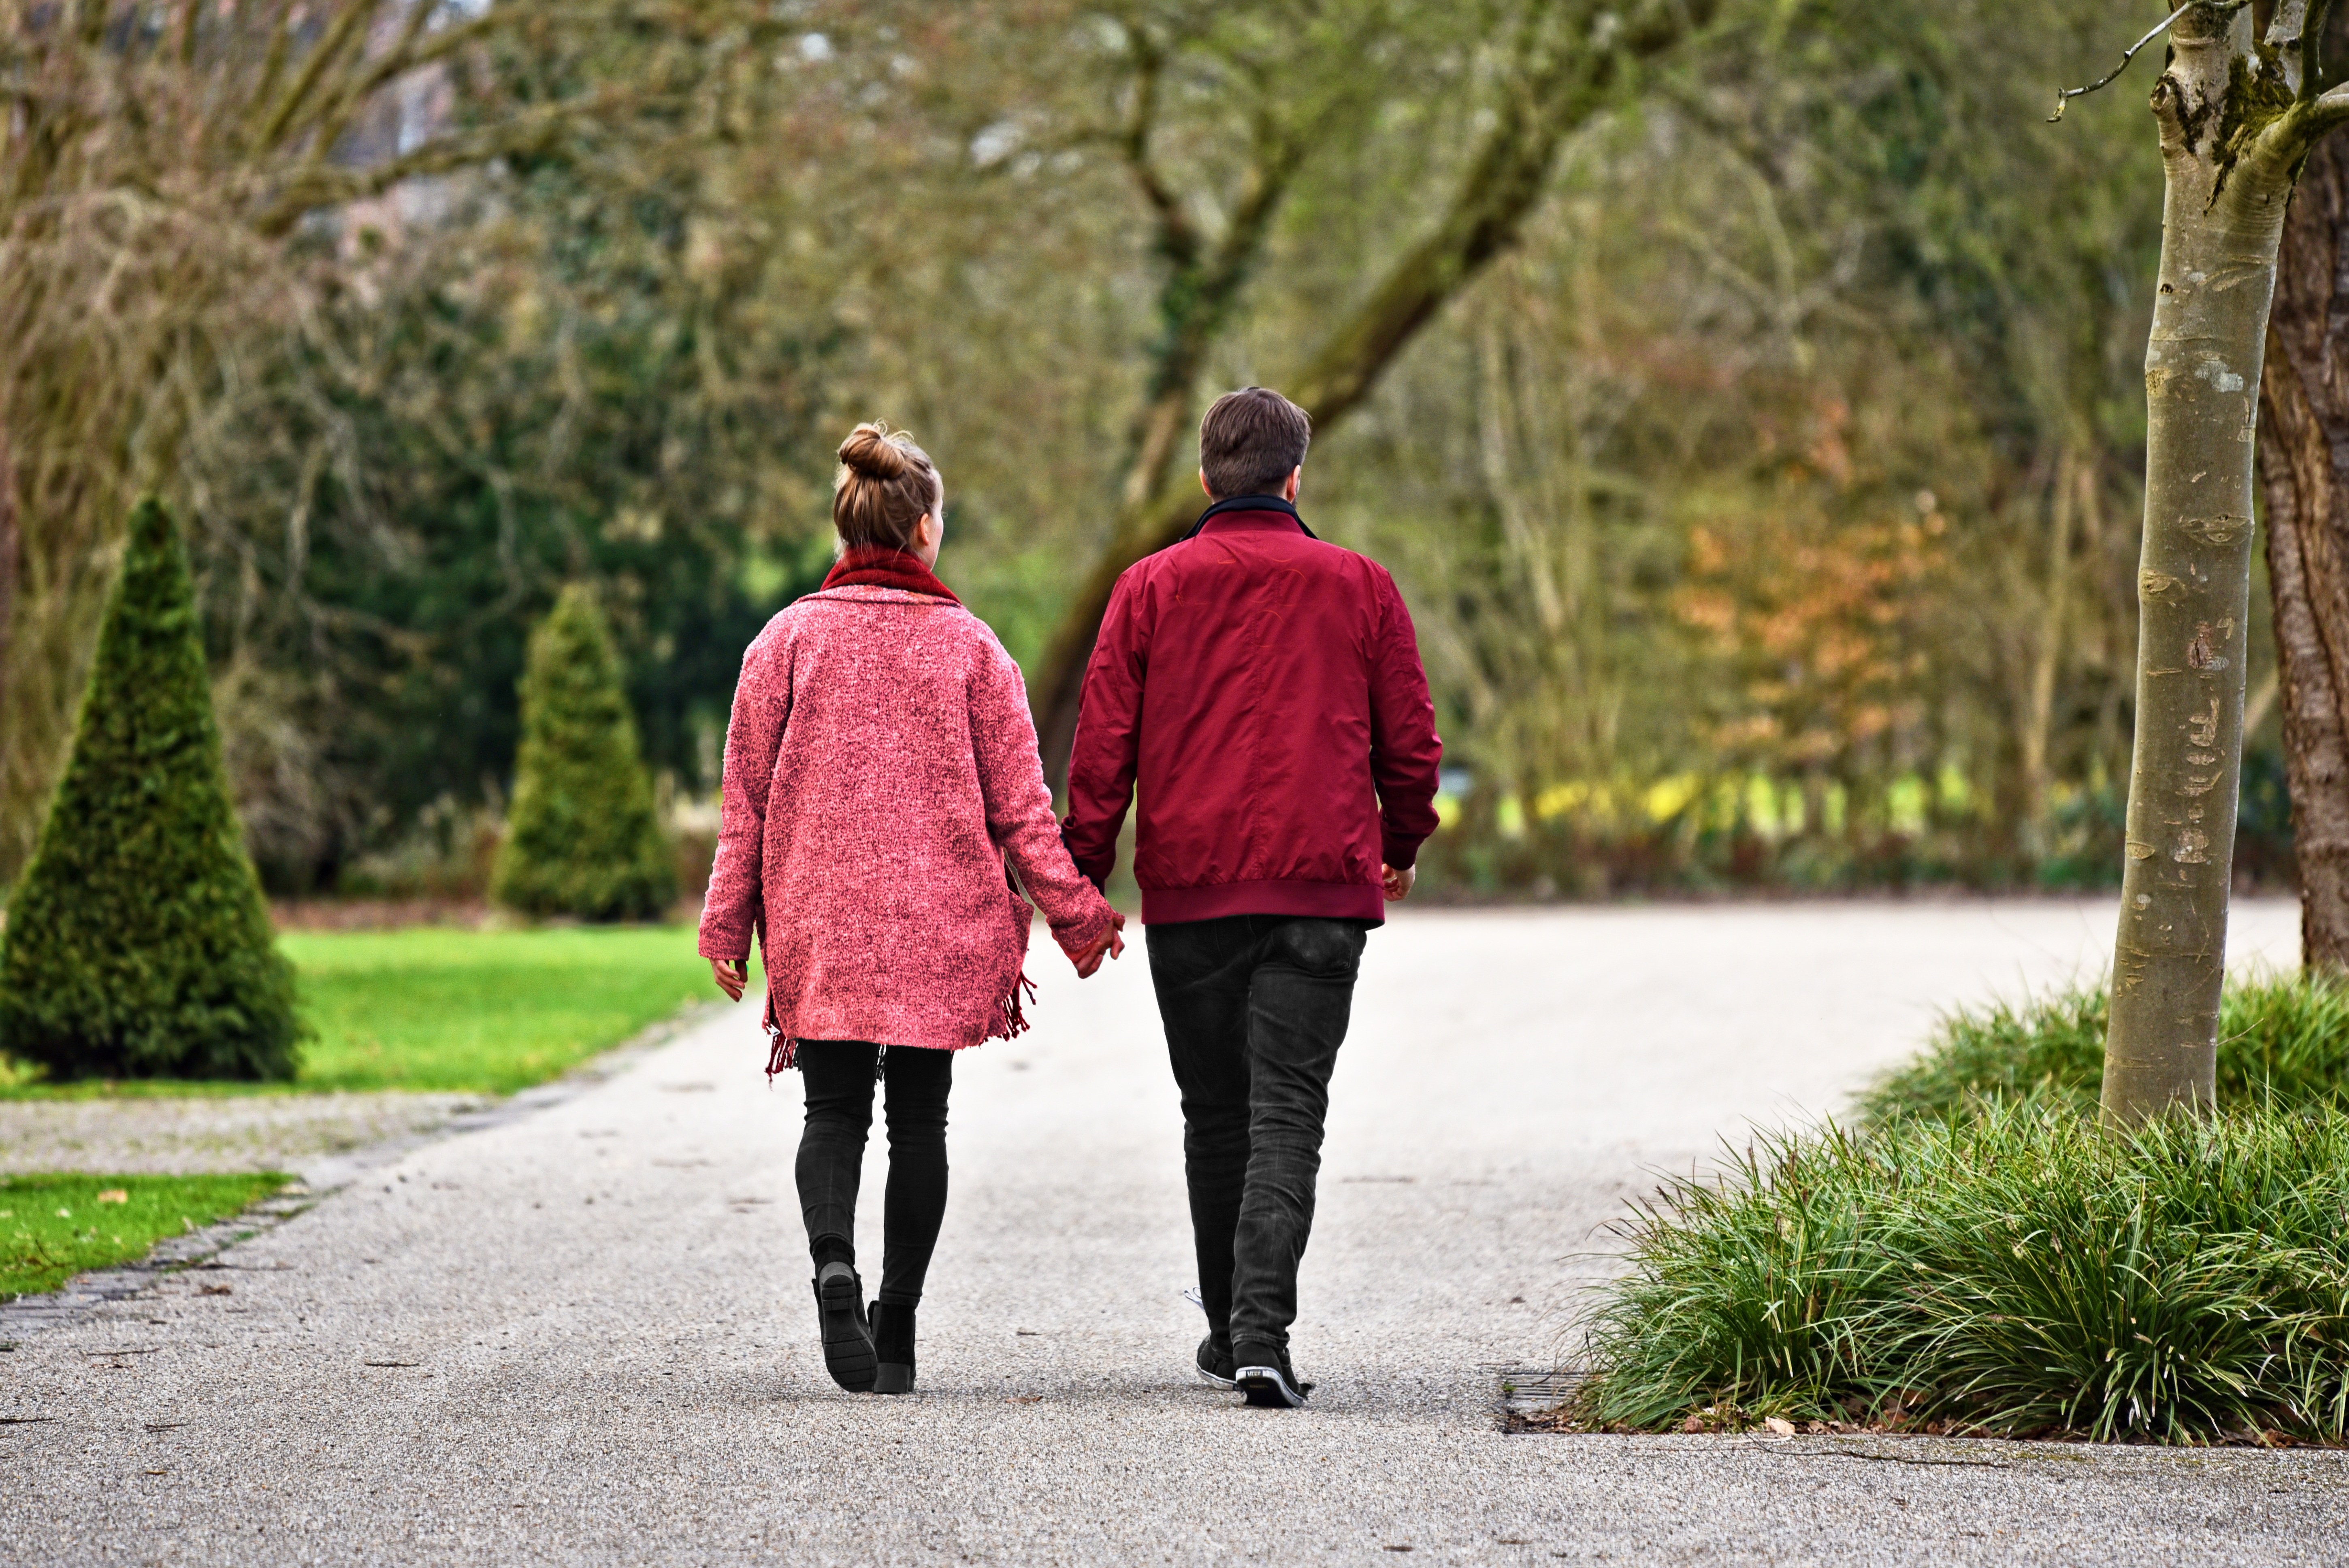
[490,586,675,922]
[1573,1103,2349,1443]
[0,498,301,1081]
[1859,971,2349,1125]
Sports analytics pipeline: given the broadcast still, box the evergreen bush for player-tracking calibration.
[490,585,675,921]
[0,497,302,1080]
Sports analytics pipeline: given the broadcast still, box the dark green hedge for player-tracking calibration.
[490,585,676,921]
[0,499,301,1080]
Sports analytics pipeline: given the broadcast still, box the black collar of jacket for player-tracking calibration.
[1181,494,1318,542]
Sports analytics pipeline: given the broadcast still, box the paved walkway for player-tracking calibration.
[2,901,2342,1565]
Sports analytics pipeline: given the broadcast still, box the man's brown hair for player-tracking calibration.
[1198,387,1311,501]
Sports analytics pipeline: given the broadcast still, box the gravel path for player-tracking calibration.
[0,1093,485,1176]
[2,899,2341,1565]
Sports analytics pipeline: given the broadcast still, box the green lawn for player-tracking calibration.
[0,925,737,1097]
[0,1172,290,1302]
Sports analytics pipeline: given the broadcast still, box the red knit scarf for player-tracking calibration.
[821,544,961,603]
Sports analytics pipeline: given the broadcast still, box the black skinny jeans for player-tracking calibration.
[794,1040,953,1308]
[1146,915,1368,1353]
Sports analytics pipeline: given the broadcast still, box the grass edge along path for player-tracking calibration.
[1858,969,2349,1126]
[0,1171,290,1302]
[0,924,737,1098]
[1570,1100,2349,1446]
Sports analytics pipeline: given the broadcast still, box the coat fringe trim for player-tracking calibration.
[986,965,1037,1044]
[759,965,1033,1081]
[765,1031,798,1079]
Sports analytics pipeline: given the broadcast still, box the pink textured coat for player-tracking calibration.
[698,585,1115,1062]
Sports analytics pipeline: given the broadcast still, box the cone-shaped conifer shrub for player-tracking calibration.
[490,585,675,921]
[0,498,301,1081]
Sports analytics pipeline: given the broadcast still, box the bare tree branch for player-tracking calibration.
[2048,2,2204,122]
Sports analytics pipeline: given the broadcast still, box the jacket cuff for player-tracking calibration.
[1051,896,1117,957]
[1380,833,1425,871]
[697,922,751,961]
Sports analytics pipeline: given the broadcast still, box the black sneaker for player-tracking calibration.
[812,1261,876,1391]
[1196,1333,1235,1389]
[1231,1340,1313,1408]
[872,1301,917,1395]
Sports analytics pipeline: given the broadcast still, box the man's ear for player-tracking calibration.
[1199,468,1215,499]
[1283,467,1302,503]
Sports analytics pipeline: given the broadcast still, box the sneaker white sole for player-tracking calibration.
[1234,1364,1307,1408]
[1196,1363,1236,1390]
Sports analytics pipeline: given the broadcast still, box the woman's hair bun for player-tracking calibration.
[838,422,913,481]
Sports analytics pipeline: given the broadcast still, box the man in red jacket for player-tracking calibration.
[1063,386,1443,1408]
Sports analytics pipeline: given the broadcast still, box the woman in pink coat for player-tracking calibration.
[699,423,1122,1395]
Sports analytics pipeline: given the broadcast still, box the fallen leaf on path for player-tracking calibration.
[1763,1417,1797,1437]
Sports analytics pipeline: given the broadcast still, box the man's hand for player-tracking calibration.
[710,958,747,1002]
[1380,863,1415,902]
[1073,911,1128,978]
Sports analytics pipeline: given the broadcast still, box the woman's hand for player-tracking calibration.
[710,958,748,1002]
[1072,911,1126,978]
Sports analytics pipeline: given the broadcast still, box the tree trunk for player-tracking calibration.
[2101,3,2349,1123]
[0,424,15,851]
[2258,74,2349,973]
[2019,450,2082,861]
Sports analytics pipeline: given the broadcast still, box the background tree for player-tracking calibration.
[0,498,299,1082]
[1020,0,1721,781]
[2259,4,2349,973]
[490,585,675,922]
[2097,0,2349,1123]
[0,1,2265,909]
[0,0,782,884]
[178,134,838,886]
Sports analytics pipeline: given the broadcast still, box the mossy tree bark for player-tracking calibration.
[2257,9,2349,975]
[2103,1,2349,1123]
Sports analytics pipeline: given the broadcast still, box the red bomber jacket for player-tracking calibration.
[1062,499,1444,925]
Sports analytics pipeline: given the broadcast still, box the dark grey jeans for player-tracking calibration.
[1146,914,1368,1353]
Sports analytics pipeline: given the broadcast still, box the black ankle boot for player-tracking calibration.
[812,1261,876,1391]
[871,1302,917,1394]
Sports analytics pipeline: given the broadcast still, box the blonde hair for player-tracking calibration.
[832,422,942,551]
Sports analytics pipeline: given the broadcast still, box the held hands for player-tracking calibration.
[710,958,748,1003]
[1072,911,1127,978]
[1381,863,1416,902]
